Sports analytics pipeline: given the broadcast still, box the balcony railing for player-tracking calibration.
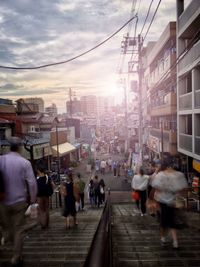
[195,136,200,155]
[151,92,177,116]
[179,133,192,152]
[178,0,200,32]
[150,128,177,144]
[179,92,192,110]
[195,90,200,109]
[178,40,200,72]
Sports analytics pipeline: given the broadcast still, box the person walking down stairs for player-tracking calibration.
[131,167,149,216]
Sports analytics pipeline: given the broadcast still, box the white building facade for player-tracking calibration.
[177,0,200,170]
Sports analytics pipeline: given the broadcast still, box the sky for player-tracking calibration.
[0,0,192,113]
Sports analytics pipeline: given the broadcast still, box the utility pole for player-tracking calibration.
[138,34,143,163]
[123,78,128,153]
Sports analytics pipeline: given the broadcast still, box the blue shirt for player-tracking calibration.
[0,152,37,205]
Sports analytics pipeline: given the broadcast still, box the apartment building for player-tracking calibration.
[177,0,200,171]
[144,22,177,160]
[45,103,58,116]
[80,95,97,116]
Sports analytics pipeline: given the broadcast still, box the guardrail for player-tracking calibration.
[83,189,113,267]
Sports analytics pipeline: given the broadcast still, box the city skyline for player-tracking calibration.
[0,0,192,113]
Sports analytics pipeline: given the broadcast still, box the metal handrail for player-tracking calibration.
[83,190,113,267]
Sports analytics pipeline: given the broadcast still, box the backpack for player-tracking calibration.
[89,184,95,197]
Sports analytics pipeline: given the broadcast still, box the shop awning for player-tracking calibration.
[52,142,76,157]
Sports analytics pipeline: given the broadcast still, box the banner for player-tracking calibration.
[193,159,200,173]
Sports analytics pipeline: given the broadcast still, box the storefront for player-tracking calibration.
[51,142,76,170]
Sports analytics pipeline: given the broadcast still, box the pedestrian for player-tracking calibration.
[117,161,121,177]
[113,161,117,177]
[76,173,86,210]
[100,159,106,175]
[107,158,112,172]
[62,173,78,229]
[99,178,106,205]
[151,158,188,249]
[36,161,54,229]
[88,179,95,207]
[95,159,100,173]
[93,175,100,207]
[131,167,149,216]
[0,137,37,267]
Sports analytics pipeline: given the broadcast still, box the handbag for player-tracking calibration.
[146,198,160,215]
[131,191,140,200]
[100,186,104,194]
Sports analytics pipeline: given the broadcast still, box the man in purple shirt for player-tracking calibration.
[0,137,37,267]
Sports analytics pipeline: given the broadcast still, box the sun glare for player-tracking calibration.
[104,83,124,104]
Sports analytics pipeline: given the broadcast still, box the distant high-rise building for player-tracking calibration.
[45,103,58,116]
[66,98,82,116]
[80,95,97,115]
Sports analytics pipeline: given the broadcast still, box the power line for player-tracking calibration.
[130,0,161,65]
[143,0,162,42]
[139,0,154,36]
[0,15,138,71]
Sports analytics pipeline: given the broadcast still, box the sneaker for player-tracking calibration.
[160,237,168,247]
[11,256,23,267]
[173,241,179,249]
[141,213,144,217]
[1,237,5,246]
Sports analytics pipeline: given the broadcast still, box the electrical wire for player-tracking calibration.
[143,0,162,43]
[129,0,162,69]
[139,0,154,36]
[0,14,138,70]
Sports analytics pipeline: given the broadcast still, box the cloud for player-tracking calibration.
[0,0,177,112]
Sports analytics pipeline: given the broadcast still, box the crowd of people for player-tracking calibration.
[95,157,129,178]
[131,159,188,249]
[0,136,191,266]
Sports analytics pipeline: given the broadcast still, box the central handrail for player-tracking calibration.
[83,189,113,267]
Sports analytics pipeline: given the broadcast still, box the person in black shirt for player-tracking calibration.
[36,161,54,229]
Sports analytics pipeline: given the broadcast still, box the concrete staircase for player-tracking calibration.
[111,203,200,267]
[0,205,103,267]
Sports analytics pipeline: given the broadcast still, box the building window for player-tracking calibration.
[179,72,192,95]
[179,114,192,135]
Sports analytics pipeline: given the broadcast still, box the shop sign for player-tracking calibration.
[147,136,159,153]
[33,143,52,159]
[193,159,200,173]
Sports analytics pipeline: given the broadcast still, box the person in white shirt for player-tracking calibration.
[131,167,149,216]
[100,160,106,175]
[151,159,188,249]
